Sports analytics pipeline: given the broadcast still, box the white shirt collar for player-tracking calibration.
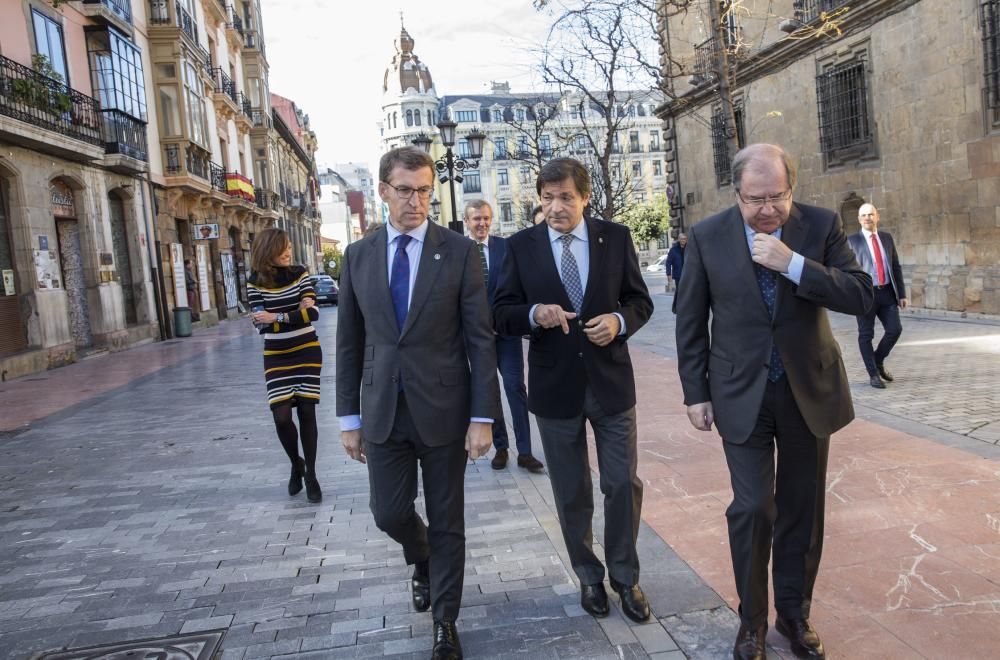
[547,218,589,244]
[861,227,877,239]
[386,218,429,244]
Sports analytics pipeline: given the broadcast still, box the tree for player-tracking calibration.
[321,244,342,280]
[620,193,670,245]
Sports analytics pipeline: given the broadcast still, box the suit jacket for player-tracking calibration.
[675,203,873,443]
[493,218,653,419]
[847,230,906,301]
[335,221,500,446]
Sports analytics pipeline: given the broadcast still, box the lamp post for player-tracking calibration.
[412,121,486,234]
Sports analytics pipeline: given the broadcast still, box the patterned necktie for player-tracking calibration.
[753,262,785,381]
[390,234,412,331]
[870,233,886,285]
[560,234,584,313]
[477,242,489,287]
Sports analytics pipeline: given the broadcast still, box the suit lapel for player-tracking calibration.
[775,204,808,313]
[581,217,605,313]
[400,222,446,339]
[727,209,770,319]
[487,236,500,293]
[370,229,399,335]
[530,223,574,311]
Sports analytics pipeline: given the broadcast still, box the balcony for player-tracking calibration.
[226,5,245,34]
[250,106,271,130]
[149,1,198,47]
[797,0,849,24]
[239,92,251,118]
[101,109,148,172]
[164,142,211,186]
[629,143,643,153]
[243,30,265,57]
[648,142,664,152]
[80,0,133,37]
[0,54,104,160]
[689,38,718,86]
[209,161,226,193]
[224,172,255,205]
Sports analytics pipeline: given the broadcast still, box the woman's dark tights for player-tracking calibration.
[271,402,318,474]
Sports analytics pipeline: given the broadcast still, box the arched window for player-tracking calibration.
[393,112,397,129]
[427,110,433,126]
[406,110,413,126]
[414,110,421,126]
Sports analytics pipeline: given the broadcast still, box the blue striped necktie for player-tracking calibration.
[560,234,584,313]
[754,262,784,381]
[390,235,412,331]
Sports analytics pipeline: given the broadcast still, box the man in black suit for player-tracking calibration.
[494,158,654,623]
[463,200,544,473]
[847,203,907,389]
[675,144,872,660]
[336,146,500,660]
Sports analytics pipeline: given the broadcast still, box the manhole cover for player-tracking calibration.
[36,630,224,660]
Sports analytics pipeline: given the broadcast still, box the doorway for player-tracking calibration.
[108,192,137,325]
[56,218,93,348]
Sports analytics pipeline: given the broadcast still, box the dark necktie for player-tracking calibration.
[753,262,785,381]
[390,234,412,331]
[870,233,886,285]
[477,242,489,287]
[560,234,584,313]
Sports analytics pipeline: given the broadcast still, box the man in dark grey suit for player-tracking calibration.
[675,144,872,660]
[336,146,499,660]
[494,158,654,623]
[847,203,907,389]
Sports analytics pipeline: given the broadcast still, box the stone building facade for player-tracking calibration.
[660,0,1000,313]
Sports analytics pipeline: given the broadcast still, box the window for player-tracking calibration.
[612,163,621,180]
[519,166,531,184]
[158,85,180,136]
[463,171,481,193]
[514,107,526,122]
[650,129,660,150]
[494,138,507,159]
[711,101,746,186]
[497,169,509,186]
[653,160,662,176]
[570,105,579,120]
[455,110,477,122]
[816,44,876,166]
[184,62,207,145]
[629,131,640,152]
[427,110,433,126]
[457,138,471,158]
[983,0,1000,128]
[414,109,421,126]
[540,134,551,157]
[87,27,147,120]
[500,202,513,225]
[632,161,641,177]
[31,9,69,83]
[657,235,668,249]
[720,0,741,50]
[634,192,645,203]
[406,109,413,126]
[517,136,529,157]
[574,135,588,151]
[492,108,503,122]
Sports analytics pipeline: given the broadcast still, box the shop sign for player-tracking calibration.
[50,181,76,218]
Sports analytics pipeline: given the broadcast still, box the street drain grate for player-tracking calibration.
[36,630,225,660]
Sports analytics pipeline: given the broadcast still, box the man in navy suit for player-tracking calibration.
[464,200,545,473]
[847,203,907,389]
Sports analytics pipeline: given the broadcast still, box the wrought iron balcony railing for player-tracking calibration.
[101,109,147,161]
[239,92,251,117]
[164,142,209,180]
[250,106,271,128]
[796,0,849,24]
[83,0,132,24]
[149,1,198,44]
[209,161,226,193]
[212,67,238,105]
[0,54,103,146]
[226,5,244,34]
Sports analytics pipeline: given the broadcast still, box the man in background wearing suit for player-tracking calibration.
[847,203,907,389]
[675,144,872,660]
[494,158,654,623]
[463,200,545,473]
[336,146,499,660]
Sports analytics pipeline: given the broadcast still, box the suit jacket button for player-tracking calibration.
[391,376,398,383]
[578,352,583,358]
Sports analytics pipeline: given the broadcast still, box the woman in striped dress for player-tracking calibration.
[248,228,323,503]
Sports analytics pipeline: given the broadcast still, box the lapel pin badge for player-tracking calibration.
[599,237,604,244]
[434,253,441,260]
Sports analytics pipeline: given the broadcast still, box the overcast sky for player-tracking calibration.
[259,0,556,173]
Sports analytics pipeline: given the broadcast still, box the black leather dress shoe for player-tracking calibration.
[876,364,894,382]
[580,582,609,617]
[516,454,545,473]
[869,374,886,389]
[775,617,825,659]
[609,579,650,622]
[733,623,767,660]
[411,561,430,612]
[491,448,508,470]
[431,619,462,660]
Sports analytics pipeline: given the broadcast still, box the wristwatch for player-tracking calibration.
[276,312,285,323]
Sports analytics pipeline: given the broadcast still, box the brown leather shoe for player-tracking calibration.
[491,448,508,470]
[516,454,545,473]
[775,617,825,659]
[733,622,767,660]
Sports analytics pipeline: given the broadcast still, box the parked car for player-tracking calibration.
[310,275,338,305]
[646,254,668,273]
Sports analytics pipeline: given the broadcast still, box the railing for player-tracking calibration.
[199,47,213,80]
[212,67,238,105]
[692,37,718,81]
[250,106,271,128]
[0,54,103,146]
[629,143,643,153]
[149,1,198,44]
[255,187,267,210]
[244,30,259,49]
[649,142,663,152]
[797,0,849,23]
[83,0,132,24]
[209,161,226,192]
[164,142,209,179]
[226,5,244,34]
[239,92,251,117]
[101,109,148,161]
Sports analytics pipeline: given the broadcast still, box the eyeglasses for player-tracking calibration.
[736,189,792,208]
[384,182,434,201]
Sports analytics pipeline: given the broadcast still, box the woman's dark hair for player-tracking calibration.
[250,227,290,287]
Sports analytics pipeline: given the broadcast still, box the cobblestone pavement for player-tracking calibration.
[0,310,719,660]
[641,273,1000,445]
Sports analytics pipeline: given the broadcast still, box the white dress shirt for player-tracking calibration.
[860,227,890,286]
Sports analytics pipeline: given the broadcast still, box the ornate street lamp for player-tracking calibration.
[412,121,485,233]
[430,198,441,222]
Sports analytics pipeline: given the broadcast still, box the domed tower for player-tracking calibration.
[380,20,440,153]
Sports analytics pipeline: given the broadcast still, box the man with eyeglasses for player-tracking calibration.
[846,203,907,389]
[675,144,872,660]
[336,146,499,660]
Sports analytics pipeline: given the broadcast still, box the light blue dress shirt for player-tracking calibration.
[743,223,804,285]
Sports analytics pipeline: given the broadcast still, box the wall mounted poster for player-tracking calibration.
[170,243,188,308]
[197,243,211,312]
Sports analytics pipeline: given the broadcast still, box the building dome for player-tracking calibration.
[383,23,435,95]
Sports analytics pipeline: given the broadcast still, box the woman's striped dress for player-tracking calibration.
[247,265,322,409]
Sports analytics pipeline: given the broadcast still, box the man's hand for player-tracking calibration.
[686,402,715,431]
[465,422,493,459]
[751,233,793,273]
[341,429,366,463]
[899,297,908,309]
[533,304,577,335]
[583,313,621,347]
